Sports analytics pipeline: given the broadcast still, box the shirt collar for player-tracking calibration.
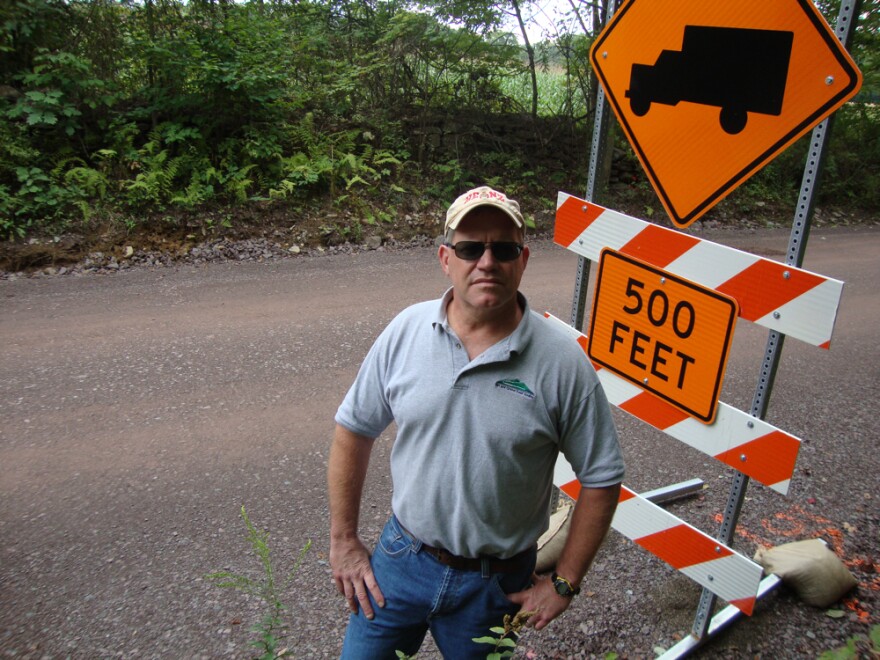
[432,288,532,354]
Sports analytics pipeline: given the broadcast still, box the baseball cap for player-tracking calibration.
[444,186,525,233]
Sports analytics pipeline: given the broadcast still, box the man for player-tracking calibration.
[328,186,624,659]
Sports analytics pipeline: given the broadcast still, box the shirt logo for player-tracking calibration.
[495,378,536,400]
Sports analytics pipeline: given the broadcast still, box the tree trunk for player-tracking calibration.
[510,0,539,120]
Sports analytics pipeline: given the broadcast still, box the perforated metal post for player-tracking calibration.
[687,0,862,648]
[553,0,619,517]
[570,2,618,333]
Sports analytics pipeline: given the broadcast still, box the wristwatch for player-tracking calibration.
[551,572,581,597]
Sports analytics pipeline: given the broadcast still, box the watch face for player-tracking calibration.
[553,573,579,596]
[553,576,573,596]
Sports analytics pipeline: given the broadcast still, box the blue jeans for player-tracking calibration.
[341,515,536,659]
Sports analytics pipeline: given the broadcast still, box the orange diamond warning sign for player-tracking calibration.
[590,0,862,228]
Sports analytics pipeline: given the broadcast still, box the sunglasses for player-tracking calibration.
[445,241,524,262]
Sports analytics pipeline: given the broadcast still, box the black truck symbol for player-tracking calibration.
[625,26,794,135]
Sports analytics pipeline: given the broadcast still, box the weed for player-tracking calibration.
[206,505,311,660]
[472,609,537,659]
[818,624,880,659]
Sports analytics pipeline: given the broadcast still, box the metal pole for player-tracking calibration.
[554,0,619,517]
[662,576,783,659]
[570,1,617,332]
[688,0,862,647]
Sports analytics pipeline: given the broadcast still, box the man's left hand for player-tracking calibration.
[507,574,574,631]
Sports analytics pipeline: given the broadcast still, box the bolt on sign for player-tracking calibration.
[590,0,862,227]
[588,250,738,424]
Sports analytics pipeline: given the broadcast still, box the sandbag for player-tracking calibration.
[754,538,857,607]
[535,504,572,574]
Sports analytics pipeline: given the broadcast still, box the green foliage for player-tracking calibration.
[62,162,107,200]
[818,623,880,659]
[739,102,880,211]
[124,132,181,210]
[6,48,118,140]
[12,166,65,219]
[0,0,73,82]
[269,114,407,202]
[500,60,589,118]
[206,505,311,660]
[429,159,473,200]
[822,103,880,208]
[472,609,535,659]
[0,0,875,238]
[118,122,261,210]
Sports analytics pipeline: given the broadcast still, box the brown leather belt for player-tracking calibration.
[420,542,534,574]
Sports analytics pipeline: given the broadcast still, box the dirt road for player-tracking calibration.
[1,225,877,658]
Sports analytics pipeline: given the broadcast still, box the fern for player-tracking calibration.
[63,166,108,199]
[374,150,403,166]
[271,151,333,198]
[215,163,256,203]
[72,199,93,222]
[125,149,178,208]
[171,177,213,209]
[268,179,299,200]
[344,174,369,190]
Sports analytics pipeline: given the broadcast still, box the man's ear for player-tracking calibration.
[438,243,450,275]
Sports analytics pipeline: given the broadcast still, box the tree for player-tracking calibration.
[509,0,539,118]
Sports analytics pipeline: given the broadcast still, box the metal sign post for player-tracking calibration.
[558,0,862,655]
[570,0,619,333]
[686,0,863,650]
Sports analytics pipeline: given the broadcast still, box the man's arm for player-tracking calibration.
[327,423,385,619]
[508,482,621,630]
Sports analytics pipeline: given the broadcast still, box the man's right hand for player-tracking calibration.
[330,535,385,620]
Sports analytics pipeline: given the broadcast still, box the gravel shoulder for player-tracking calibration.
[1,225,877,659]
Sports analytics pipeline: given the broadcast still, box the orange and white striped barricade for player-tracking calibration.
[544,313,801,495]
[553,464,763,615]
[554,192,844,349]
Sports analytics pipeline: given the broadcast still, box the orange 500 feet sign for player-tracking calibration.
[588,250,738,424]
[590,0,862,227]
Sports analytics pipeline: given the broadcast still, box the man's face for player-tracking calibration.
[438,208,529,315]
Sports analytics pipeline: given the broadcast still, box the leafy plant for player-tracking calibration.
[9,165,74,227]
[124,143,178,210]
[472,609,536,660]
[206,506,311,660]
[61,162,108,200]
[0,184,22,238]
[428,159,472,200]
[6,49,114,138]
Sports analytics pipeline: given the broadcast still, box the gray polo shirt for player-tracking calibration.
[335,289,624,559]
